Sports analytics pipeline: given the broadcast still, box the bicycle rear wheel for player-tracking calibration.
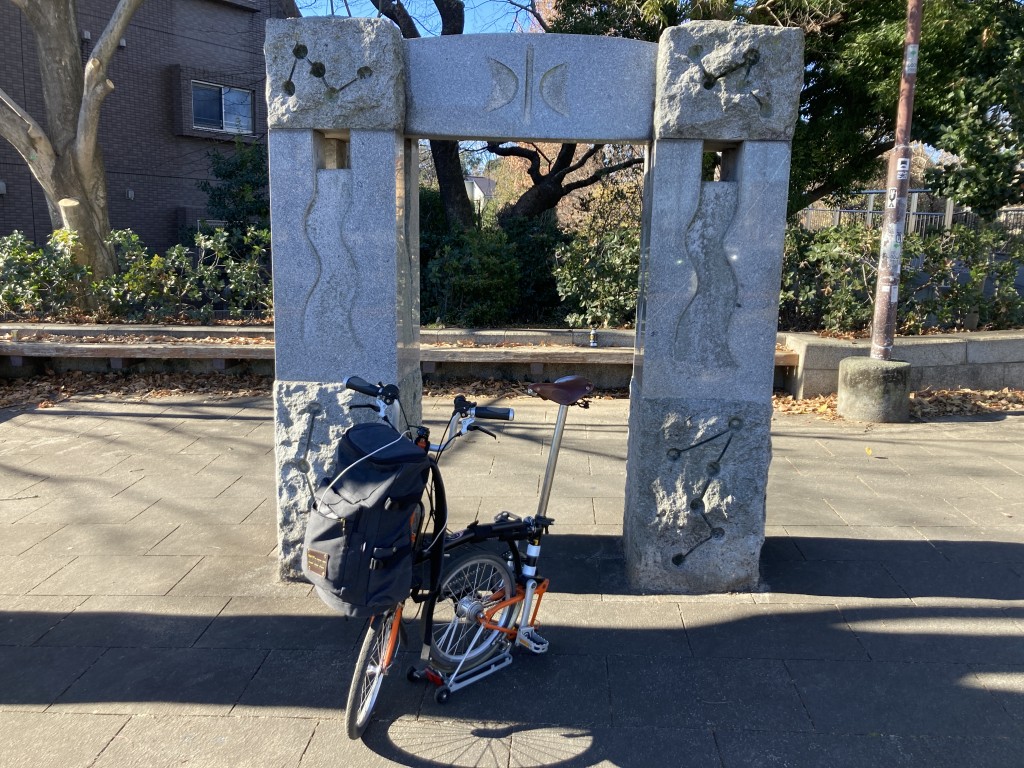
[430,550,519,670]
[346,606,401,740]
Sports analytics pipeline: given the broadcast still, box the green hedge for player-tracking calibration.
[4,221,1022,335]
[0,227,272,323]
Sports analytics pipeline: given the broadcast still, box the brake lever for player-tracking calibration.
[468,424,497,439]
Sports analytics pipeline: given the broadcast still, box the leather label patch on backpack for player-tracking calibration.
[306,548,329,578]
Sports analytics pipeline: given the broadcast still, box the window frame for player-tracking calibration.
[190,79,255,136]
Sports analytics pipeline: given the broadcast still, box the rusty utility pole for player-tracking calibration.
[869,0,925,361]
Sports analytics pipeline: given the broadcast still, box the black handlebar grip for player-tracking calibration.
[472,406,514,421]
[343,376,382,398]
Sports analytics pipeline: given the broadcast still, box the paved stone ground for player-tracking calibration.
[1,393,1022,767]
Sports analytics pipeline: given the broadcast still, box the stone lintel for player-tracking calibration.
[405,34,657,143]
[265,17,405,131]
[655,21,804,142]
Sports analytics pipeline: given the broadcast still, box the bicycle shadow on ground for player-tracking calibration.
[2,535,1023,766]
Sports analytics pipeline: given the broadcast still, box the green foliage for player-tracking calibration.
[554,226,640,328]
[551,0,1024,215]
[925,0,1024,218]
[419,188,566,326]
[498,214,566,316]
[780,223,1024,334]
[780,224,881,332]
[0,230,90,318]
[422,227,521,326]
[901,227,1024,332]
[93,228,272,323]
[197,138,270,236]
[1,228,272,324]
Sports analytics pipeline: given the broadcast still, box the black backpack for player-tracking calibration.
[303,422,430,617]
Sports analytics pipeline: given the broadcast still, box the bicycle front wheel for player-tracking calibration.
[430,550,519,671]
[346,607,401,740]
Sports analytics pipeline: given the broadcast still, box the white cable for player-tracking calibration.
[312,430,411,519]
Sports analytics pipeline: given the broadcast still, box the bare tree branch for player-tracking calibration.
[0,86,58,196]
[74,0,144,196]
[551,144,606,183]
[487,142,543,183]
[562,155,645,196]
[433,0,465,34]
[505,0,550,31]
[370,0,421,38]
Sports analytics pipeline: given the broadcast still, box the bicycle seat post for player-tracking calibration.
[536,402,570,519]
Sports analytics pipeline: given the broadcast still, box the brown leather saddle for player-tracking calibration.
[528,375,594,406]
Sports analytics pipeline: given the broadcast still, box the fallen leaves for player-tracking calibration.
[2,370,1021,423]
[0,331,272,346]
[909,387,1024,419]
[772,387,1024,421]
[0,370,273,410]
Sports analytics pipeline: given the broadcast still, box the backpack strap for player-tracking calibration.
[370,540,412,570]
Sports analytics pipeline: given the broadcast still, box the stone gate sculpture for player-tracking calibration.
[265,18,804,593]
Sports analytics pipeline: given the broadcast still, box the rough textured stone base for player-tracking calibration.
[836,357,911,423]
[623,398,771,593]
[273,382,359,581]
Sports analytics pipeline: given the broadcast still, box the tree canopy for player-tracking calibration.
[552,0,1024,216]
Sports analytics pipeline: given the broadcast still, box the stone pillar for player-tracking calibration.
[265,18,419,579]
[624,22,804,593]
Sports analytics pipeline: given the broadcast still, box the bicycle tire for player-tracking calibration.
[430,550,520,671]
[345,607,400,740]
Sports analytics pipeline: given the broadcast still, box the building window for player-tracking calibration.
[192,81,253,134]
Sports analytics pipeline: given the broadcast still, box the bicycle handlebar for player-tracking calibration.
[452,395,514,422]
[343,376,400,405]
[473,406,514,421]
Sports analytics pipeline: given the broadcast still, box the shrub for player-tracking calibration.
[901,226,1024,332]
[0,230,90,319]
[93,228,272,323]
[553,226,640,328]
[780,223,1024,334]
[422,227,521,326]
[418,192,566,327]
[779,224,880,333]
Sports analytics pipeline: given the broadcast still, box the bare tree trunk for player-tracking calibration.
[0,0,143,286]
[430,139,477,230]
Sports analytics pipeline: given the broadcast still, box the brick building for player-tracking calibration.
[0,0,299,253]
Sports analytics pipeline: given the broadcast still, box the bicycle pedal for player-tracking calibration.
[516,627,549,654]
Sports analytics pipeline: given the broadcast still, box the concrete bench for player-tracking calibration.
[0,323,800,386]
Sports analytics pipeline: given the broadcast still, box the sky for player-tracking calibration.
[295,0,540,35]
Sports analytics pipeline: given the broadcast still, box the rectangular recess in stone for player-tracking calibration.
[405,34,657,143]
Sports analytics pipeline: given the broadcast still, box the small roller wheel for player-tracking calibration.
[434,686,451,705]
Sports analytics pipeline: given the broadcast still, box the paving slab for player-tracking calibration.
[608,655,813,731]
[28,555,201,596]
[33,595,229,648]
[51,646,267,715]
[193,596,365,650]
[786,658,1024,736]
[2,395,1023,766]
[90,713,315,768]
[167,556,311,598]
[0,711,130,768]
[0,554,76,595]
[0,645,105,711]
[0,594,86,645]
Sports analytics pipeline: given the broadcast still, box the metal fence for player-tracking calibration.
[800,190,1024,241]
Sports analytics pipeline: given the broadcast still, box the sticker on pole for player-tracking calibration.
[886,187,899,208]
[897,158,911,181]
[905,44,919,75]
